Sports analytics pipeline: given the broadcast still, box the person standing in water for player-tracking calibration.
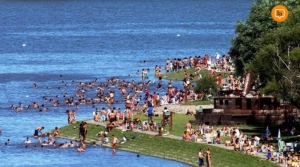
[52,127,60,137]
[66,110,72,124]
[112,134,118,153]
[34,126,44,137]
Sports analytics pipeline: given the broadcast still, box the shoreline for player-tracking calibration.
[57,123,195,167]
[57,117,282,167]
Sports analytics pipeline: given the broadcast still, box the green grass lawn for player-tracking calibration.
[59,122,279,167]
[162,68,210,81]
[163,68,233,81]
[230,124,300,149]
[162,68,232,82]
[216,71,231,79]
[134,113,194,136]
[57,112,283,167]
[182,100,213,105]
[136,112,300,150]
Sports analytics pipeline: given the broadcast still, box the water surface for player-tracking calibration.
[0,0,253,166]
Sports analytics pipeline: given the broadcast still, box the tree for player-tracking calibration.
[229,0,300,108]
[194,75,220,99]
[229,0,300,75]
[248,7,300,108]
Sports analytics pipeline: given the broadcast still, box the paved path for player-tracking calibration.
[147,104,214,115]
[85,119,284,167]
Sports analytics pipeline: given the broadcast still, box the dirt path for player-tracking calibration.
[145,104,214,114]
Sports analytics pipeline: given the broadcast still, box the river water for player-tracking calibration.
[0,0,252,166]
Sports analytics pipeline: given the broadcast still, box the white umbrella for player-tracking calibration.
[277,129,281,140]
[278,129,281,152]
[264,126,271,138]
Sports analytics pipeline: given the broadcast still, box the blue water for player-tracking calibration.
[0,0,253,166]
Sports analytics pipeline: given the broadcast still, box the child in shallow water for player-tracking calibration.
[77,146,85,152]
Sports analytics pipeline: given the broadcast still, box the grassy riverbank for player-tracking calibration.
[135,113,298,145]
[162,68,208,81]
[136,113,194,136]
[162,68,231,81]
[59,121,279,167]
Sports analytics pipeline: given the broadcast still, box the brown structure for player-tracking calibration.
[195,94,296,125]
[194,71,297,125]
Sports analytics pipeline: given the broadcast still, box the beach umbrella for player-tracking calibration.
[277,129,281,140]
[277,129,281,152]
[198,106,203,113]
[264,126,271,139]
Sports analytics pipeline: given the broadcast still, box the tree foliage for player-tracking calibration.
[231,1,300,108]
[229,0,300,75]
[251,7,300,108]
[194,75,220,97]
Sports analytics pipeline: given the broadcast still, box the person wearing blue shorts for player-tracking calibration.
[147,104,154,122]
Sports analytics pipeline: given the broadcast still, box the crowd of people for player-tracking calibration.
[223,126,300,166]
[6,52,292,166]
[23,126,85,151]
[163,53,232,73]
[8,53,235,116]
[179,122,300,166]
[21,123,123,153]
[18,54,234,156]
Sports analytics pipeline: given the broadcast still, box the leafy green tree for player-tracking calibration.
[229,0,300,108]
[248,7,300,108]
[229,0,300,75]
[194,75,220,98]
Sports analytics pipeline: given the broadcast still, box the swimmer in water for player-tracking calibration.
[77,146,85,152]
[59,142,68,148]
[25,137,31,144]
[52,127,60,137]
